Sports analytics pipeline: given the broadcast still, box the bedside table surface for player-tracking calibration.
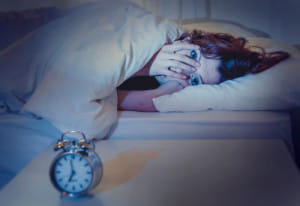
[1,139,300,206]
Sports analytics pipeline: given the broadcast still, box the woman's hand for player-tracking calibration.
[148,41,201,79]
[155,75,190,88]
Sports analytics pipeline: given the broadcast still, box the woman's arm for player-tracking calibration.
[117,90,157,112]
[117,81,183,112]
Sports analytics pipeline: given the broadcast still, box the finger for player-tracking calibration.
[160,49,200,70]
[168,66,183,74]
[167,60,197,75]
[176,79,189,87]
[167,53,200,69]
[157,75,189,87]
[161,42,199,53]
[168,42,200,52]
[174,49,192,56]
[168,77,189,88]
[164,68,188,79]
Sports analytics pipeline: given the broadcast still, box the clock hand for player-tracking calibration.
[70,158,74,171]
[68,173,73,182]
[68,159,75,182]
[70,159,77,175]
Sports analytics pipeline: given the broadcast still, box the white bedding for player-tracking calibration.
[0,114,60,189]
[0,1,183,138]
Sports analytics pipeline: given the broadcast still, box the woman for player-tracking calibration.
[117,30,290,112]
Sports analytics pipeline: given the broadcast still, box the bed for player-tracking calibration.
[0,0,300,190]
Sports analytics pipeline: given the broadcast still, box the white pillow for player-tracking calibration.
[180,21,265,38]
[0,1,183,138]
[153,38,300,112]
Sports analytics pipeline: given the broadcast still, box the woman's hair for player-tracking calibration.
[181,30,290,81]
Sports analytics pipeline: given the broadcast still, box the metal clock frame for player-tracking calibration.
[49,131,103,197]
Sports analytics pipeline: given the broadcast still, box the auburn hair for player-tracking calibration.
[181,30,290,81]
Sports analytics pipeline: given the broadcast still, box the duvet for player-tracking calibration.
[0,0,183,138]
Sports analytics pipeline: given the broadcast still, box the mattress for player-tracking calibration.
[0,110,293,190]
[111,110,296,176]
[111,110,292,149]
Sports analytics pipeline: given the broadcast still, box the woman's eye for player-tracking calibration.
[190,50,197,60]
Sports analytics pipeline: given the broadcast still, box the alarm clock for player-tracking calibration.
[49,131,103,197]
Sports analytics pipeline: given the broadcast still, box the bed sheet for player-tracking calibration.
[0,113,60,189]
[0,110,293,190]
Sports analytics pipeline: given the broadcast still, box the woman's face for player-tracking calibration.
[176,48,222,85]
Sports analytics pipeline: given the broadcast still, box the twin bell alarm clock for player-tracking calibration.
[49,131,103,197]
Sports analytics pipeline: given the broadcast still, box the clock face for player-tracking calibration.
[53,153,93,194]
